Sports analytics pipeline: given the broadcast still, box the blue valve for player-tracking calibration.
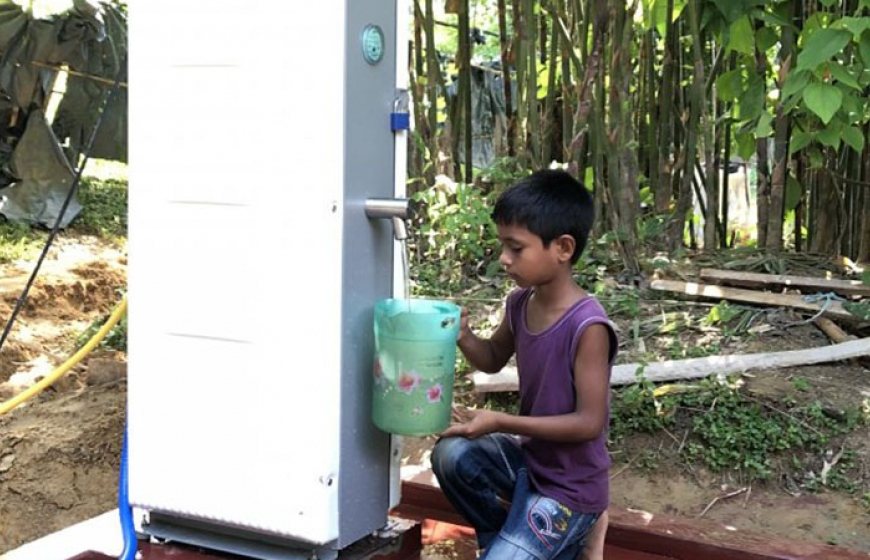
[390,112,410,131]
[391,91,410,132]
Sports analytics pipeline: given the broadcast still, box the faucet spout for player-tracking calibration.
[365,198,413,241]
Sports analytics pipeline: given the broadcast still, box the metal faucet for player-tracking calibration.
[364,198,413,241]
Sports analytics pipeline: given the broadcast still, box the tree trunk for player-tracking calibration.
[811,163,839,255]
[560,22,573,162]
[795,154,806,252]
[654,0,676,214]
[667,17,701,251]
[525,0,540,167]
[643,29,658,202]
[860,129,870,263]
[765,1,795,251]
[684,0,715,251]
[606,0,640,273]
[860,182,870,263]
[410,1,429,183]
[721,110,733,248]
[497,0,514,157]
[543,16,560,163]
[458,0,473,182]
[424,0,440,177]
[512,0,527,162]
[568,3,602,176]
[754,38,770,248]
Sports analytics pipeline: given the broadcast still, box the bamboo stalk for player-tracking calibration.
[497,0,514,156]
[525,0,540,166]
[458,0,473,183]
[424,0,439,176]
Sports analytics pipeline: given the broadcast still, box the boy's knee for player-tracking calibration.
[431,436,471,480]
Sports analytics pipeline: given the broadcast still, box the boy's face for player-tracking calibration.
[496,222,570,287]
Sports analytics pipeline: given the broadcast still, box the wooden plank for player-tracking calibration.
[814,317,856,344]
[699,268,870,297]
[649,279,857,322]
[473,337,870,392]
[394,472,869,560]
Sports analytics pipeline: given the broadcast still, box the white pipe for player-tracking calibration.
[389,0,412,512]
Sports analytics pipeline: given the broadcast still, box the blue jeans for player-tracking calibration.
[431,434,600,560]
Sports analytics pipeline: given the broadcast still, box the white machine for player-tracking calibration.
[128,2,411,558]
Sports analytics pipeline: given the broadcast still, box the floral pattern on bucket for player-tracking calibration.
[426,383,443,403]
[373,358,388,389]
[397,371,421,394]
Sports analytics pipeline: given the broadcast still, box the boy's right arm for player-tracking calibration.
[457,307,514,373]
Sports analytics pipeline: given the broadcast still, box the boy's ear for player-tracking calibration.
[554,234,576,262]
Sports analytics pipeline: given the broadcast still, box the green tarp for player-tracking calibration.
[0,0,126,227]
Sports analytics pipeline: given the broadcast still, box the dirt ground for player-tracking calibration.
[0,236,127,553]
[0,235,868,556]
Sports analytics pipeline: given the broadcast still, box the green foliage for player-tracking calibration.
[76,309,127,352]
[610,377,865,483]
[792,376,811,392]
[704,300,755,337]
[483,392,520,415]
[726,16,755,55]
[0,221,44,263]
[685,385,861,480]
[843,301,870,321]
[796,29,852,71]
[667,339,720,359]
[72,178,128,240]
[477,157,529,191]
[411,181,499,291]
[803,82,842,125]
[610,369,673,440]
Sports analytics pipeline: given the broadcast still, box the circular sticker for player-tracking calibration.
[361,25,385,65]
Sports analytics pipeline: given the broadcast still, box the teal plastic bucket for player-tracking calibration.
[372,298,461,436]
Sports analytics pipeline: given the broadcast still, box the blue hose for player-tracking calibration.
[119,425,137,559]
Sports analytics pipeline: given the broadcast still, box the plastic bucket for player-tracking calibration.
[372,298,461,436]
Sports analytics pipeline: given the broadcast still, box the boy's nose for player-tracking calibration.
[499,250,511,267]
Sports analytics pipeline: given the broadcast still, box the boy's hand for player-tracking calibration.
[457,307,472,342]
[441,409,504,439]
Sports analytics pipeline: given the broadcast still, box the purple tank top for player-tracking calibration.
[506,288,617,513]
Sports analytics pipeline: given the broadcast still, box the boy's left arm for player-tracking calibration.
[442,324,611,442]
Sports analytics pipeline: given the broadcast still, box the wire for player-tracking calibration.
[0,296,126,415]
[0,55,127,355]
[119,425,137,560]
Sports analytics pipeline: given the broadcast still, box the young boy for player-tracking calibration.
[432,169,616,560]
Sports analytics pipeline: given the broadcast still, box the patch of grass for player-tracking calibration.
[0,220,45,263]
[610,371,673,439]
[76,309,127,352]
[72,177,127,240]
[666,339,720,359]
[482,392,520,415]
[792,376,811,392]
[610,377,866,486]
[0,171,126,263]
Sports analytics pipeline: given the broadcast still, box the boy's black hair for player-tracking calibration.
[492,169,594,263]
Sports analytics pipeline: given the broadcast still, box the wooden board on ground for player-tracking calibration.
[814,317,856,344]
[649,279,858,322]
[699,268,870,298]
[473,337,870,392]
